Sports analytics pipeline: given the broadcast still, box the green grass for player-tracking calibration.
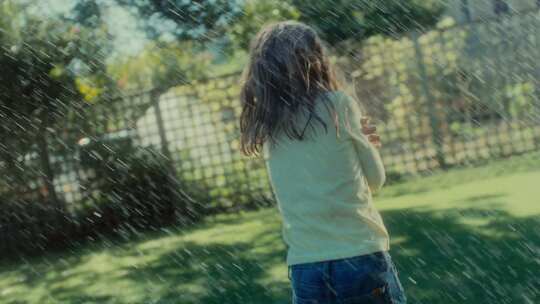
[1,152,540,303]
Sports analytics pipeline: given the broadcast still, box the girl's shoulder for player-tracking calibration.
[317,90,353,107]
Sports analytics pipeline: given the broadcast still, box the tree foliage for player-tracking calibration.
[113,0,243,41]
[292,0,446,45]
[109,41,213,92]
[0,0,112,200]
[1,3,111,136]
[110,0,445,51]
[225,0,300,51]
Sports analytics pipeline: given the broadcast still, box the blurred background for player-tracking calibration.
[0,0,539,303]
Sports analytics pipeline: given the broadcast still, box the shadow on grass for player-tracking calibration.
[1,214,290,304]
[384,199,540,303]
[122,241,289,304]
[2,195,539,304]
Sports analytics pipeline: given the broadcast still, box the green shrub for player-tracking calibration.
[0,133,213,258]
[77,136,187,232]
[0,193,69,256]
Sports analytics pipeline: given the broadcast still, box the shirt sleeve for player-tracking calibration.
[335,92,386,192]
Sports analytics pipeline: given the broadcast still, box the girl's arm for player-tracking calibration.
[336,92,386,193]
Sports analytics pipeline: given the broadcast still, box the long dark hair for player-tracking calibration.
[239,21,342,157]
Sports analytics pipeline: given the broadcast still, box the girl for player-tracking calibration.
[239,21,406,304]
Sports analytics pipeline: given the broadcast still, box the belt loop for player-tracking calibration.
[326,260,331,278]
[288,265,292,280]
[325,260,334,299]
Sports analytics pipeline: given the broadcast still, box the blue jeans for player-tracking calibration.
[288,251,407,303]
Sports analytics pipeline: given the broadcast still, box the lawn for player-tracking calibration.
[1,152,540,304]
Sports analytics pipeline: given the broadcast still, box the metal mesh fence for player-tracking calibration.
[1,9,539,253]
[353,9,540,173]
[50,74,274,215]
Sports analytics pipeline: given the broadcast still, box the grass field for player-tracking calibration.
[1,152,540,304]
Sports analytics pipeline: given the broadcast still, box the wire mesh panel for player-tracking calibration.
[353,32,446,173]
[1,9,540,255]
[352,9,540,174]
[144,74,274,212]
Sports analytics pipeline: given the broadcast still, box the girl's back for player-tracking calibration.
[239,20,407,303]
[263,90,389,266]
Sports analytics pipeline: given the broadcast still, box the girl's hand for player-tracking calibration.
[361,117,381,148]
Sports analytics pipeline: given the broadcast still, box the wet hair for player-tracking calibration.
[239,20,342,157]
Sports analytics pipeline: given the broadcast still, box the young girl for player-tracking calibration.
[239,21,406,304]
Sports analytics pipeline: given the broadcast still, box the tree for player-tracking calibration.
[225,0,300,51]
[0,0,112,207]
[290,0,445,45]
[113,0,243,41]
[109,40,213,93]
[118,0,445,50]
[493,0,510,15]
[73,0,103,27]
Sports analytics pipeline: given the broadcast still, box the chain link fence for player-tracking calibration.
[1,9,539,255]
[352,9,540,173]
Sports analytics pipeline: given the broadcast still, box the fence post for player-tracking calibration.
[37,115,61,208]
[151,90,173,162]
[412,31,447,169]
[460,0,472,23]
[150,90,197,224]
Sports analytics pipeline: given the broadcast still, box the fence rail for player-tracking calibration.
[1,9,540,255]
